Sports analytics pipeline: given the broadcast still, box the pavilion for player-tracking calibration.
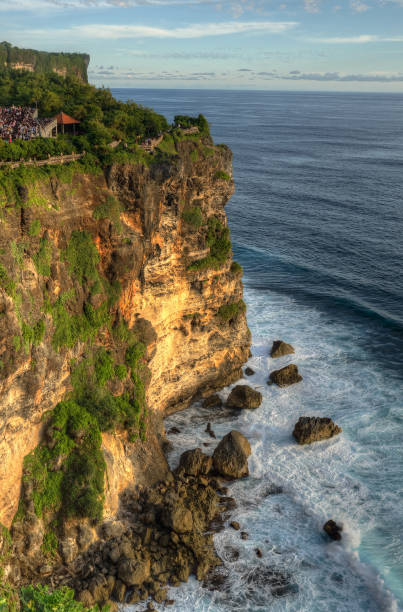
[54,112,80,135]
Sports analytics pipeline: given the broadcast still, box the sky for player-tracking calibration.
[1,0,403,91]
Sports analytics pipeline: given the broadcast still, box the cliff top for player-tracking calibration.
[0,41,89,82]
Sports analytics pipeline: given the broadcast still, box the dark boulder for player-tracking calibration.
[323,520,342,541]
[268,364,302,387]
[226,385,262,410]
[270,340,295,359]
[118,557,151,586]
[293,416,342,445]
[161,504,193,534]
[244,367,255,376]
[213,430,251,479]
[203,394,223,409]
[177,448,212,476]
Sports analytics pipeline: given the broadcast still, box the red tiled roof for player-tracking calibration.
[54,111,80,125]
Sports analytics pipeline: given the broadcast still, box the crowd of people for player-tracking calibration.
[0,106,42,141]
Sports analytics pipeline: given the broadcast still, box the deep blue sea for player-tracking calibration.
[113,89,403,612]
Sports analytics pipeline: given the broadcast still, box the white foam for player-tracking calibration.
[125,286,403,612]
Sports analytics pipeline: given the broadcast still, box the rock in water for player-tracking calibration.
[178,448,212,476]
[226,385,262,409]
[270,340,295,358]
[205,422,216,439]
[213,430,251,479]
[323,520,342,541]
[244,367,255,376]
[269,364,302,387]
[293,416,342,445]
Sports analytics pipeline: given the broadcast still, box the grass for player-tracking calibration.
[33,237,52,276]
[0,264,16,297]
[11,240,25,268]
[217,299,246,322]
[157,133,177,156]
[28,219,41,237]
[21,320,45,353]
[182,206,203,229]
[214,170,230,181]
[63,230,99,284]
[93,194,123,232]
[19,584,109,611]
[46,293,111,351]
[23,398,105,521]
[188,217,232,271]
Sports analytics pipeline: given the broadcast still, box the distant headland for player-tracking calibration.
[0,41,89,82]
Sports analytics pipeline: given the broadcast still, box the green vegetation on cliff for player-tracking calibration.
[188,217,232,271]
[1,584,109,611]
[0,42,89,82]
[0,69,168,151]
[217,299,246,322]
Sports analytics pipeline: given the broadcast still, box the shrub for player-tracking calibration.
[230,261,243,275]
[217,300,246,322]
[214,170,230,181]
[94,348,114,386]
[188,217,232,271]
[48,293,110,350]
[22,319,45,353]
[93,195,122,232]
[63,230,99,284]
[23,399,105,521]
[19,584,107,611]
[33,237,51,276]
[114,363,127,381]
[173,113,210,136]
[182,206,203,229]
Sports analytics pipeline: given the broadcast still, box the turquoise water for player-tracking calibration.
[117,89,403,611]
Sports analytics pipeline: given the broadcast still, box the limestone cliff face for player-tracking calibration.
[0,139,250,531]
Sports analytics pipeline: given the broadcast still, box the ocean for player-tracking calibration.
[113,89,403,612]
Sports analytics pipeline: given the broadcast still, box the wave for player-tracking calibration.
[233,243,403,334]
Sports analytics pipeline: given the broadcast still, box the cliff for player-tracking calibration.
[0,135,250,557]
[0,42,89,81]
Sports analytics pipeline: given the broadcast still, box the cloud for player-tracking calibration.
[0,0,203,9]
[310,34,403,43]
[304,0,321,13]
[88,65,403,83]
[351,0,370,11]
[282,70,403,81]
[45,20,298,39]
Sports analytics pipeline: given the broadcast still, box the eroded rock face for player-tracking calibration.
[293,417,342,445]
[269,364,302,387]
[0,140,251,529]
[213,430,251,479]
[270,340,295,359]
[226,385,262,410]
[177,448,212,477]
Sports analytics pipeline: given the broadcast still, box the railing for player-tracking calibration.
[0,152,84,169]
[139,134,163,152]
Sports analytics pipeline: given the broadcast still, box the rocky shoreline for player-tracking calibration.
[36,429,252,611]
[1,337,344,612]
